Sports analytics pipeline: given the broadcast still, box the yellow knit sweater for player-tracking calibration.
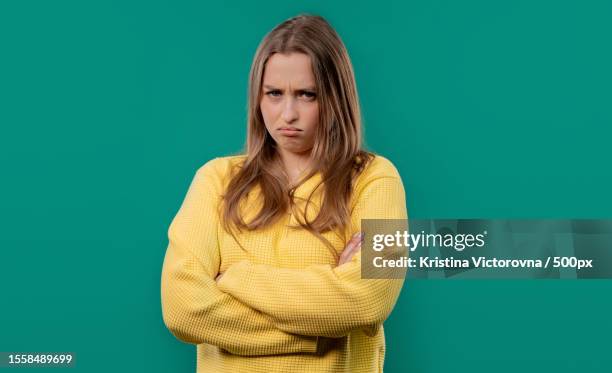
[161,154,407,373]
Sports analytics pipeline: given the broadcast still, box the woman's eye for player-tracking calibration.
[300,91,317,100]
[266,90,282,97]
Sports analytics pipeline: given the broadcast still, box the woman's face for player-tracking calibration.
[260,52,319,157]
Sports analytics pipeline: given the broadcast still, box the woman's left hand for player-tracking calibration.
[215,272,224,283]
[337,232,363,266]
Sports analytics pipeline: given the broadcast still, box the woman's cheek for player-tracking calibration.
[262,101,281,125]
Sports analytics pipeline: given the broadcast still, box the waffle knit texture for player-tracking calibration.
[161,154,408,373]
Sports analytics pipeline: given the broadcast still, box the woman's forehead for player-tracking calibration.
[263,52,316,88]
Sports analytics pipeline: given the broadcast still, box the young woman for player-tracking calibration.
[161,14,408,373]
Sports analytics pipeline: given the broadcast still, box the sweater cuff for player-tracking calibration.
[291,335,318,354]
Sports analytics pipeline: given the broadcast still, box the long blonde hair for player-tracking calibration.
[222,14,373,259]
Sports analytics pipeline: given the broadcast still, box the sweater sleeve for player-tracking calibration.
[216,174,408,338]
[160,161,319,355]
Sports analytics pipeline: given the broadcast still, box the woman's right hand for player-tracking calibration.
[337,232,364,266]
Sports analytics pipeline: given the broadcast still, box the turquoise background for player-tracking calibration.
[1,1,611,372]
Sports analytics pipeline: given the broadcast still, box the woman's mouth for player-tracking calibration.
[279,127,302,136]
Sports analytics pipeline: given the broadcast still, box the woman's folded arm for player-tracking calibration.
[217,174,408,338]
[216,255,404,338]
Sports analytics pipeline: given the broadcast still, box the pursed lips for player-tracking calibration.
[278,127,302,136]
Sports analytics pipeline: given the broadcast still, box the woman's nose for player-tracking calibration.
[281,97,299,123]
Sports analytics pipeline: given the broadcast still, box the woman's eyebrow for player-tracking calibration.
[263,85,316,91]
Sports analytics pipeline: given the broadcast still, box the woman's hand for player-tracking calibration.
[337,232,364,266]
[215,272,224,283]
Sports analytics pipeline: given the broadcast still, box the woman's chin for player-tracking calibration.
[277,143,312,156]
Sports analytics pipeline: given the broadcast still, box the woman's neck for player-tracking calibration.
[278,148,312,185]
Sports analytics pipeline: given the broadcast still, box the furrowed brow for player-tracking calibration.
[263,85,316,91]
